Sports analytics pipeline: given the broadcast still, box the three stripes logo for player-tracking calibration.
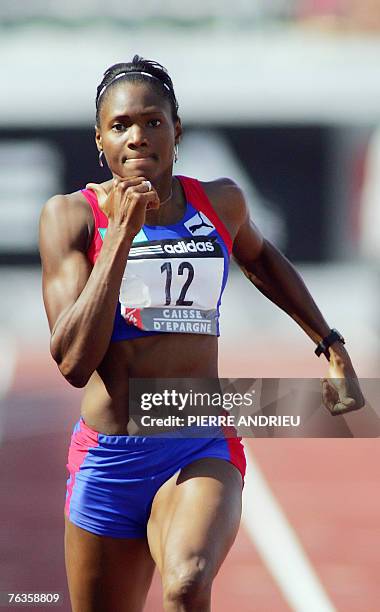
[129,243,164,258]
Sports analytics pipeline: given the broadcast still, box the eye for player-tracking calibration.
[112,123,126,132]
[148,118,161,127]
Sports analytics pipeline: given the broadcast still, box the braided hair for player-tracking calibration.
[95,55,179,126]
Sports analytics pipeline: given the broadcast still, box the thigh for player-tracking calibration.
[65,516,155,612]
[147,458,242,581]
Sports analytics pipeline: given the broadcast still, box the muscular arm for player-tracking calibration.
[231,190,332,345]
[230,183,364,407]
[234,225,331,345]
[39,194,132,387]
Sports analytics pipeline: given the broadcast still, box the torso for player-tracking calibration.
[70,175,242,434]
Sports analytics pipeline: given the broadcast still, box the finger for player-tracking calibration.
[322,379,339,404]
[113,176,148,188]
[114,180,158,204]
[330,402,348,416]
[322,380,341,413]
[323,376,344,397]
[133,191,160,210]
[329,398,357,416]
[129,181,155,194]
[114,179,155,200]
[146,199,160,210]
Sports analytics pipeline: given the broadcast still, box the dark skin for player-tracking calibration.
[39,81,364,612]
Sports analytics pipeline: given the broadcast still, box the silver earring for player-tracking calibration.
[99,150,104,168]
[174,143,179,163]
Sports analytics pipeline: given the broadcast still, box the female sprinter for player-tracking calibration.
[39,56,364,612]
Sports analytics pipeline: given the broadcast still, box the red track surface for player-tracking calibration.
[1,350,379,611]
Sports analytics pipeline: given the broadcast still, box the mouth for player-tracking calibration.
[123,155,156,163]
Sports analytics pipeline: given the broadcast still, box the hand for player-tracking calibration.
[86,176,160,239]
[321,343,365,416]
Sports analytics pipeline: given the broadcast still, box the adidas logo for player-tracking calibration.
[163,240,214,254]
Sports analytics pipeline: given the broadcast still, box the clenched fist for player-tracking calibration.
[322,343,365,416]
[86,176,160,240]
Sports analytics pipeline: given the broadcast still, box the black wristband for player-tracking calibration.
[315,329,345,361]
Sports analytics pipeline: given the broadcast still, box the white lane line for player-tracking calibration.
[242,446,336,612]
[0,332,18,445]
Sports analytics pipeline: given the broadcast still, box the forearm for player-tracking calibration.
[239,239,331,345]
[51,226,132,386]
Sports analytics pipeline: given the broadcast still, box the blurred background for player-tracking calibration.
[1,2,379,611]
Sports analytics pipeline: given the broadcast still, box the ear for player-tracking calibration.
[174,117,183,144]
[95,125,103,152]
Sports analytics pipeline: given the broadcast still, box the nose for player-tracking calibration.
[127,123,148,149]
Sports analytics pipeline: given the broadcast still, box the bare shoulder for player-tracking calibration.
[39,190,94,253]
[40,190,92,225]
[200,177,247,215]
[199,177,248,239]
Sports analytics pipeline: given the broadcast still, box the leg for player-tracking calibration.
[147,458,243,612]
[65,516,155,612]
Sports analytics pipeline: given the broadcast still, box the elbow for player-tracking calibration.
[58,359,91,388]
[50,341,91,388]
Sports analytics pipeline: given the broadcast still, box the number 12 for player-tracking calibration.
[160,262,194,306]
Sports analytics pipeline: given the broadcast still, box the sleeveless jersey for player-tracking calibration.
[81,175,232,341]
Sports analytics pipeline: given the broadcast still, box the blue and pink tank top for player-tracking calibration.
[81,175,232,341]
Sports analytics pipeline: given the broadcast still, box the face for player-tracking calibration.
[95,82,181,181]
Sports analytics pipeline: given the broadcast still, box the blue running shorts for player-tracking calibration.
[65,417,246,538]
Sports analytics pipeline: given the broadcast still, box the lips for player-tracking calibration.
[123,154,156,162]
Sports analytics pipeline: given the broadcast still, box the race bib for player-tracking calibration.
[119,236,225,335]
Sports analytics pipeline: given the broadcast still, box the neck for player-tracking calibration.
[145,176,185,226]
[160,189,172,206]
[156,173,174,203]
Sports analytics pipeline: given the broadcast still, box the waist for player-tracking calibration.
[77,416,231,440]
[81,334,219,433]
[99,333,218,378]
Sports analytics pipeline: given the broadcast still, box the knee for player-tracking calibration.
[163,556,213,609]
